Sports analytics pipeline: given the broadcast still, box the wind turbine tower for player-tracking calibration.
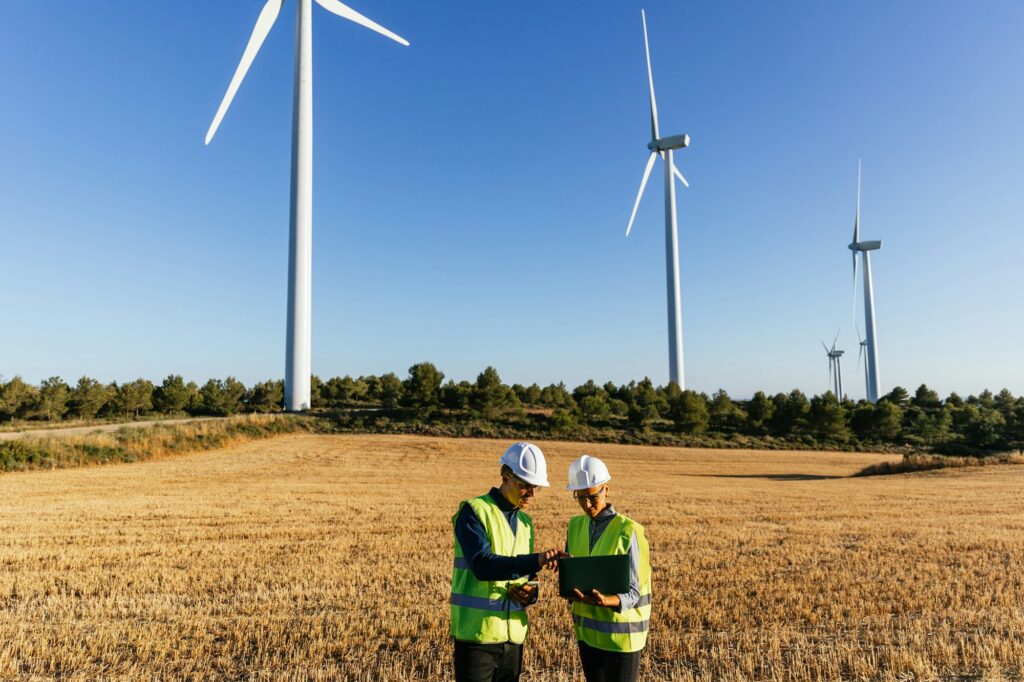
[856,329,869,398]
[848,161,883,402]
[821,335,845,399]
[625,9,692,388]
[204,0,408,411]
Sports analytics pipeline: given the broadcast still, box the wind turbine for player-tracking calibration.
[848,161,883,402]
[204,0,409,412]
[820,332,844,398]
[625,9,691,388]
[856,324,869,399]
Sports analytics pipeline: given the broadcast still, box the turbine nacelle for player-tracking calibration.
[648,134,690,153]
[849,240,882,252]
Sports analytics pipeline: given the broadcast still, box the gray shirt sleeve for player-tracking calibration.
[614,531,642,611]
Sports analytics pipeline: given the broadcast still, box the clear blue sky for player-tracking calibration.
[2,1,1022,399]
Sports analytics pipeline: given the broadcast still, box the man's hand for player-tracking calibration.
[536,549,571,571]
[572,588,621,608]
[508,583,537,606]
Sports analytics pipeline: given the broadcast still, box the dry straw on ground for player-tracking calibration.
[0,434,1021,680]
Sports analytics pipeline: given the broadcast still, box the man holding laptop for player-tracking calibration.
[449,442,566,682]
[563,455,652,682]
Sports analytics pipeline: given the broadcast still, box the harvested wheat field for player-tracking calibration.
[1,434,1022,681]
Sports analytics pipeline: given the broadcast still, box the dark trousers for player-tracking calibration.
[577,641,642,682]
[453,640,523,682]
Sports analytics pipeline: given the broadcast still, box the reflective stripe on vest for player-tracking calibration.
[450,494,533,644]
[567,512,652,653]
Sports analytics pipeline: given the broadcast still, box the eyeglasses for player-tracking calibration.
[509,473,538,492]
[573,487,606,505]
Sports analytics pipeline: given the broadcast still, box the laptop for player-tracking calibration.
[558,555,630,599]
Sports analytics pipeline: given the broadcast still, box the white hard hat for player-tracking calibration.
[499,442,550,487]
[566,455,611,491]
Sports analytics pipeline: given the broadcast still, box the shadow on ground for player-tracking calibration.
[683,473,846,481]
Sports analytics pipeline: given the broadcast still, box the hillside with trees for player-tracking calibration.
[2,366,1022,455]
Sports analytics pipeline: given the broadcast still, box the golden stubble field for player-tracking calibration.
[1,434,1022,681]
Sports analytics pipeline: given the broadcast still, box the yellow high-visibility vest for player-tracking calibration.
[450,494,533,644]
[567,512,651,653]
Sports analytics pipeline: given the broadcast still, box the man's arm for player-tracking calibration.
[454,504,540,581]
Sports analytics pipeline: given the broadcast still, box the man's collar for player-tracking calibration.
[488,487,518,512]
[591,504,616,522]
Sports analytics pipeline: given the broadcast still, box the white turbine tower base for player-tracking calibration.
[204,0,408,412]
[625,10,691,389]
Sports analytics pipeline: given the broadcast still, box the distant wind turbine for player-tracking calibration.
[625,9,692,388]
[820,331,845,399]
[848,161,883,402]
[856,324,870,399]
[204,0,409,411]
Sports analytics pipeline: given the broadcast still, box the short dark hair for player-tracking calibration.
[500,464,514,478]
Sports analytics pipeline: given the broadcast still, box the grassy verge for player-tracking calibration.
[0,413,211,433]
[855,452,1024,477]
[0,414,324,472]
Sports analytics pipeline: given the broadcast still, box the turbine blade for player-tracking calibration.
[833,328,841,349]
[315,0,410,46]
[641,10,660,141]
[853,159,861,243]
[672,164,689,188]
[821,341,830,354]
[626,152,658,236]
[205,0,284,145]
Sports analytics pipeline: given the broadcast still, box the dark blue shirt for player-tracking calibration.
[454,488,540,581]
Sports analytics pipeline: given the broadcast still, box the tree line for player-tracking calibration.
[1,366,1022,454]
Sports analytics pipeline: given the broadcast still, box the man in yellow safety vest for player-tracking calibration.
[565,454,652,682]
[450,442,567,682]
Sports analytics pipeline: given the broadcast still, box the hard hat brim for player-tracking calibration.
[519,473,551,487]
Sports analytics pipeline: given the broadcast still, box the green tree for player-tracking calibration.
[37,376,70,421]
[68,376,111,420]
[471,367,520,418]
[669,390,709,434]
[573,380,606,405]
[440,380,472,411]
[247,380,284,412]
[310,375,323,408]
[377,373,403,410]
[807,392,850,442]
[770,390,810,436]
[968,389,995,409]
[882,386,910,407]
[708,389,746,433]
[746,391,774,435]
[911,384,942,409]
[153,375,192,414]
[550,407,578,431]
[849,401,876,440]
[402,362,444,415]
[539,383,576,410]
[627,378,661,428]
[579,394,612,424]
[116,379,154,418]
[960,405,1006,449]
[199,377,245,416]
[901,405,951,445]
[0,377,38,421]
[994,388,1016,418]
[871,400,903,440]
